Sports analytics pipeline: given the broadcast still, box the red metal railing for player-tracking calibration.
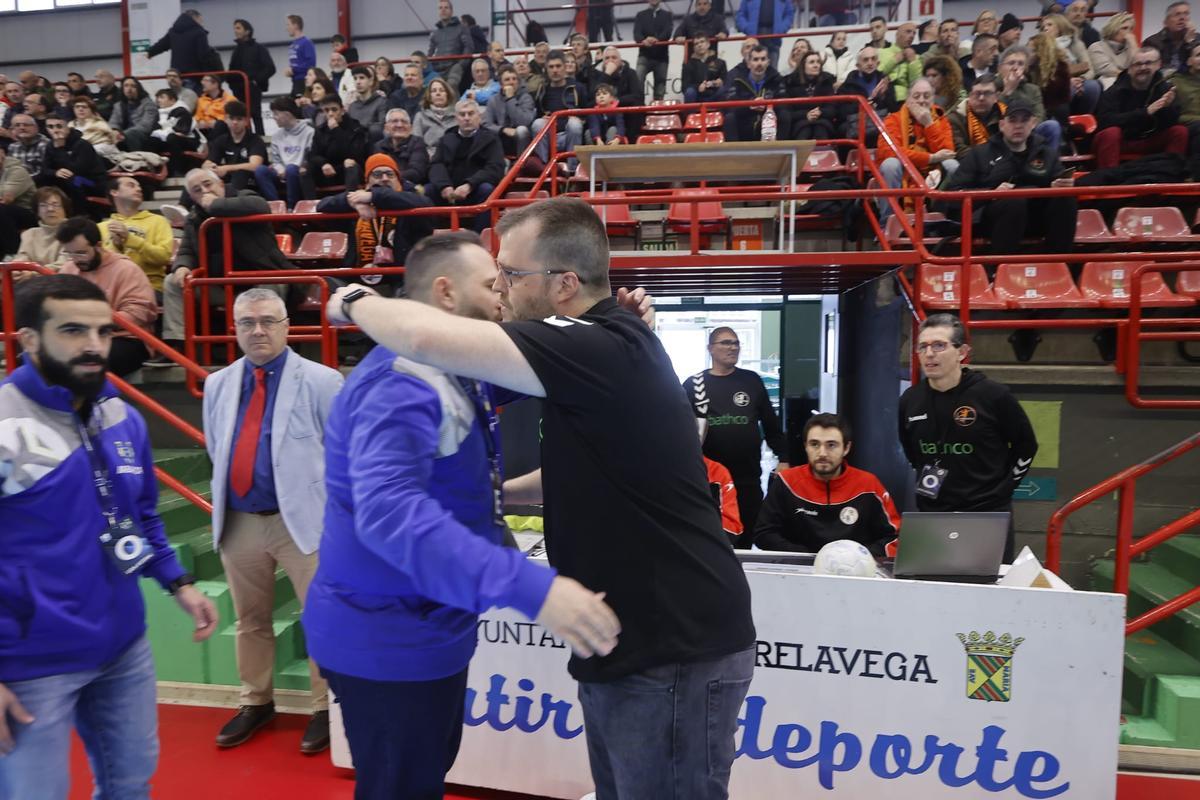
[1125,262,1200,409]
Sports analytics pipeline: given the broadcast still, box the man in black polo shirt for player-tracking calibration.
[200,100,267,193]
[684,326,788,544]
[326,197,755,800]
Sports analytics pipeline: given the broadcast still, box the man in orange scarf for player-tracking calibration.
[949,75,1005,156]
[875,77,957,219]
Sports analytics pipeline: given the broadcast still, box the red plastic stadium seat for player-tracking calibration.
[1111,207,1200,243]
[683,131,725,143]
[1067,114,1097,137]
[665,188,730,237]
[845,149,875,172]
[292,200,320,214]
[593,191,641,247]
[1177,271,1200,298]
[802,149,844,175]
[1074,208,1126,244]
[636,134,677,144]
[290,231,348,261]
[267,200,286,215]
[917,264,1006,310]
[643,114,682,132]
[649,99,680,106]
[993,263,1099,308]
[683,111,724,131]
[1079,262,1196,308]
[274,233,294,253]
[885,212,948,246]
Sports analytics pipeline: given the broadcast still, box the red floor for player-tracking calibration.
[67,704,1198,799]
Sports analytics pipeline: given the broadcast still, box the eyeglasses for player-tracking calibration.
[369,169,398,179]
[712,339,741,348]
[497,263,571,285]
[1131,60,1159,68]
[235,317,289,332]
[39,201,63,208]
[916,340,954,354]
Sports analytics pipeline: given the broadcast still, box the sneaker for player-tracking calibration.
[143,341,183,368]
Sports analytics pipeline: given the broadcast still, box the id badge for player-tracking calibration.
[100,516,154,575]
[916,464,950,499]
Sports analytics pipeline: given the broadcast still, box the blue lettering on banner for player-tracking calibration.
[462,675,1069,798]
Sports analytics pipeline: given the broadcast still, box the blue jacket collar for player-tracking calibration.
[7,358,118,414]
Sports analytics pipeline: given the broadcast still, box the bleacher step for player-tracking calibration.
[1160,536,1200,587]
[1122,630,1200,714]
[1092,558,1200,656]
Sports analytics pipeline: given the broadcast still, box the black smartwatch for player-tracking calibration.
[166,573,196,595]
[340,287,372,323]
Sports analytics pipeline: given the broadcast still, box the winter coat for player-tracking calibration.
[146,13,212,74]
[309,117,369,172]
[348,94,388,133]
[1096,69,1181,139]
[484,87,537,131]
[1088,38,1132,89]
[374,135,431,185]
[735,0,795,36]
[877,104,955,174]
[229,37,277,93]
[42,129,109,185]
[821,46,855,87]
[412,104,458,158]
[1171,71,1200,124]
[429,127,506,193]
[108,95,157,134]
[428,16,474,67]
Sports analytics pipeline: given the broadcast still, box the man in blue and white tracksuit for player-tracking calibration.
[0,274,216,800]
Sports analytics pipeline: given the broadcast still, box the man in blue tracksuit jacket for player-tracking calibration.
[303,232,619,799]
[0,275,217,800]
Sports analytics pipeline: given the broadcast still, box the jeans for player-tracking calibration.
[1070,79,1102,115]
[1035,120,1062,156]
[0,636,158,800]
[578,647,755,800]
[253,164,312,210]
[636,56,669,102]
[877,157,959,219]
[532,116,584,167]
[683,86,723,105]
[323,667,468,800]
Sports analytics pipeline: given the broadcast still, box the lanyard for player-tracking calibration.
[457,377,506,530]
[75,410,121,528]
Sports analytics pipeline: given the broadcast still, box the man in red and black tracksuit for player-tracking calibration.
[756,413,900,555]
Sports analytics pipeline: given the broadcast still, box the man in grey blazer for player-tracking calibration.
[202,287,343,753]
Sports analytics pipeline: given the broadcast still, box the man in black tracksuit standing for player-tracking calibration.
[898,313,1038,561]
[684,326,788,545]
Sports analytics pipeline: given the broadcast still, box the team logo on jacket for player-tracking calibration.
[114,440,136,462]
[839,506,859,525]
[957,630,1024,702]
[733,391,750,407]
[953,406,977,427]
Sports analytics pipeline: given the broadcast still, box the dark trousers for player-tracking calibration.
[979,196,1078,255]
[732,476,763,549]
[108,337,149,377]
[588,9,615,42]
[0,203,36,257]
[323,667,468,800]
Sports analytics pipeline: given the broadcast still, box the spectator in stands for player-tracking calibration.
[286,14,317,98]
[868,15,890,50]
[591,46,644,109]
[587,84,626,144]
[147,88,199,176]
[755,413,900,556]
[50,83,75,123]
[514,54,535,90]
[785,51,838,139]
[146,9,214,80]
[950,74,1003,156]
[562,53,587,100]
[1,81,26,133]
[634,0,674,102]
[317,153,433,295]
[194,74,235,136]
[109,77,157,148]
[960,33,999,92]
[943,98,1076,254]
[588,0,616,42]
[998,13,1023,51]
[256,96,315,209]
[971,10,999,40]
[876,78,957,218]
[924,18,969,63]
[531,41,551,77]
[784,39,813,75]
[230,19,275,135]
[461,13,490,54]
[429,98,504,232]
[485,65,536,157]
[309,95,368,193]
[348,66,388,141]
[1144,1,1199,75]
[374,58,399,96]
[412,50,437,85]
[429,0,474,91]
[822,30,855,88]
[880,21,924,101]
[374,108,430,189]
[14,187,69,270]
[329,52,350,95]
[724,44,785,142]
[164,69,199,112]
[92,70,120,121]
[736,0,794,67]
[1066,0,1101,48]
[152,168,292,362]
[999,44,1062,154]
[7,115,52,178]
[839,46,899,143]
[683,33,728,104]
[202,100,268,193]
[1173,41,1200,153]
[39,116,109,214]
[332,32,360,65]
[298,78,334,129]
[0,147,36,260]
[464,58,501,106]
[99,175,172,295]
[532,50,585,167]
[22,94,50,136]
[54,216,157,375]
[923,54,965,109]
[491,39,514,75]
[1040,14,1101,113]
[412,77,459,158]
[676,0,727,42]
[66,72,91,100]
[1090,12,1138,90]
[388,64,427,127]
[1095,46,1188,168]
[67,97,120,164]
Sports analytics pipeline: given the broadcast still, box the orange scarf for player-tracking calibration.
[966,102,1005,146]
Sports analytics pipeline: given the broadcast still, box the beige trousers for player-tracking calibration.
[219,510,328,711]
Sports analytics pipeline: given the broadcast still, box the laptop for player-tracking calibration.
[888,511,1010,583]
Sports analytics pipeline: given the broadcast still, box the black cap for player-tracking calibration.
[999,13,1022,35]
[1002,98,1036,119]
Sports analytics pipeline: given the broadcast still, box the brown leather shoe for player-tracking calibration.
[215,703,276,748]
[299,710,330,754]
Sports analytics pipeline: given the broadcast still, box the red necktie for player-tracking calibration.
[230,368,266,497]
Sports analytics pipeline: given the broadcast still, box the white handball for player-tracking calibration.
[813,540,877,578]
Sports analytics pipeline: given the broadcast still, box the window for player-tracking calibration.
[0,0,119,13]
